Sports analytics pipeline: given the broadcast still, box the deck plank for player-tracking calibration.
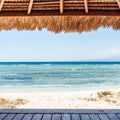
[52,114,61,120]
[117,114,120,119]
[52,114,62,120]
[42,114,52,120]
[107,114,119,120]
[98,114,110,120]
[81,114,90,120]
[71,114,80,120]
[62,114,71,120]
[13,114,24,120]
[0,114,7,120]
[3,114,15,120]
[22,114,33,120]
[0,109,120,114]
[89,114,100,120]
[32,114,43,120]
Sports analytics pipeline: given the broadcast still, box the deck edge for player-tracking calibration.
[0,109,120,114]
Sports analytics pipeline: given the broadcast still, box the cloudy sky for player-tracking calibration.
[0,27,120,61]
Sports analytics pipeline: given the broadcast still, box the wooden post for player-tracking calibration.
[60,0,63,14]
[28,0,33,14]
[0,0,5,11]
[116,0,120,9]
[84,0,88,13]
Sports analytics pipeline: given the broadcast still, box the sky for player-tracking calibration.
[0,27,120,62]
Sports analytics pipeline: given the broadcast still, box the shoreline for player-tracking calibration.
[0,88,120,92]
[0,90,120,109]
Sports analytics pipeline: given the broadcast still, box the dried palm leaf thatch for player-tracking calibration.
[0,16,120,33]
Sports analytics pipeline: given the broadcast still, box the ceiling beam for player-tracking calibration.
[28,0,33,14]
[116,0,120,9]
[0,0,5,12]
[60,0,63,14]
[84,0,88,13]
[0,11,120,17]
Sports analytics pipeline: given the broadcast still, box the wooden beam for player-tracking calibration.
[0,11,120,17]
[28,0,33,14]
[84,0,88,13]
[0,109,120,114]
[0,0,5,12]
[116,0,120,9]
[60,0,63,14]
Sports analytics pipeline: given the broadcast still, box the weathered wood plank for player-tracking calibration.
[98,114,110,120]
[3,114,15,120]
[32,114,43,120]
[89,114,100,120]
[0,109,120,114]
[117,114,120,118]
[0,109,119,120]
[80,114,90,120]
[71,114,80,120]
[12,114,24,120]
[62,114,71,120]
[42,114,52,120]
[0,114,7,120]
[107,114,119,120]
[22,114,33,120]
[52,114,61,120]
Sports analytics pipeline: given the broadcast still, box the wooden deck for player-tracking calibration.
[0,109,120,120]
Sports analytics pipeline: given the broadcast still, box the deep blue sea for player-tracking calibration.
[0,62,120,92]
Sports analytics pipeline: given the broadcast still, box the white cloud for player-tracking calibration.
[94,47,120,59]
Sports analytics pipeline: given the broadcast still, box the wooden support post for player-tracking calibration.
[28,0,33,14]
[116,0,120,9]
[60,0,63,14]
[84,0,88,13]
[0,0,5,11]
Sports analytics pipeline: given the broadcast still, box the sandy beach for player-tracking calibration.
[0,90,120,109]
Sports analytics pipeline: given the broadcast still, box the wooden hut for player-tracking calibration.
[0,0,120,32]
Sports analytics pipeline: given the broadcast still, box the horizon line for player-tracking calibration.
[0,61,120,63]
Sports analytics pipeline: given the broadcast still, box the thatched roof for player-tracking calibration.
[0,0,120,32]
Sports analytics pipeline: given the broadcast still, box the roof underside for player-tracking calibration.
[0,0,120,32]
[0,0,120,15]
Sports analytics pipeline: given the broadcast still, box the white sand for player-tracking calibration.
[0,90,120,109]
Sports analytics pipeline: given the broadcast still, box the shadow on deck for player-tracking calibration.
[0,109,120,120]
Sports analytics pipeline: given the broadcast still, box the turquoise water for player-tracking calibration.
[0,62,120,91]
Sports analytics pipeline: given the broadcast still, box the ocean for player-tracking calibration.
[0,62,120,92]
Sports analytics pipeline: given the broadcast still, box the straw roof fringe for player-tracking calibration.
[0,16,120,33]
